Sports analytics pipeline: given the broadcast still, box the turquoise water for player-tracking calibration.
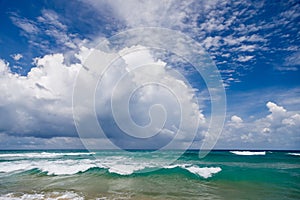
[0,150,299,199]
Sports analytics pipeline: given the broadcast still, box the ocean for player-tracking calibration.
[0,150,299,199]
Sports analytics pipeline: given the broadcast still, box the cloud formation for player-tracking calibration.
[81,0,299,86]
[0,54,80,138]
[0,44,207,149]
[218,101,300,149]
[1,0,299,149]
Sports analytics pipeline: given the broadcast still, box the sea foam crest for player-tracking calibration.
[0,159,97,175]
[185,166,222,178]
[164,164,221,178]
[230,151,266,156]
[108,164,146,175]
[287,153,300,156]
[0,158,222,179]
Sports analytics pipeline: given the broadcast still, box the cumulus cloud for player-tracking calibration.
[74,45,207,149]
[0,54,80,138]
[231,115,243,123]
[0,44,206,149]
[266,101,286,115]
[218,101,300,149]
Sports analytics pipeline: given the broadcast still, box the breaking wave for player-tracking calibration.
[230,151,266,156]
[287,153,300,156]
[0,158,221,179]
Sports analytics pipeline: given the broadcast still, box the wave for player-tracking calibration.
[0,191,83,200]
[163,164,221,178]
[0,159,221,179]
[0,159,97,175]
[0,152,95,158]
[108,164,147,175]
[230,151,266,156]
[287,153,300,156]
[185,166,222,178]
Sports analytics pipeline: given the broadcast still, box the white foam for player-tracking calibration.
[163,164,221,178]
[40,160,97,175]
[288,153,300,156]
[0,154,222,178]
[163,164,183,169]
[0,161,32,173]
[108,164,146,175]
[0,159,97,175]
[0,155,152,175]
[230,151,266,155]
[184,166,222,179]
[0,191,84,200]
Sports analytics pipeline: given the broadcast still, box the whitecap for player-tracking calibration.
[163,164,184,169]
[0,159,97,175]
[230,151,266,155]
[184,166,222,179]
[108,164,146,175]
[163,164,221,178]
[287,153,300,156]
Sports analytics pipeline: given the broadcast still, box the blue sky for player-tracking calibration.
[0,0,299,150]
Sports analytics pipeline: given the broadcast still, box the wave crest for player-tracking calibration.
[287,153,300,156]
[230,151,266,156]
[0,158,221,179]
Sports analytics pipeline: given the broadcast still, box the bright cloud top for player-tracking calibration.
[219,102,300,149]
[0,42,208,149]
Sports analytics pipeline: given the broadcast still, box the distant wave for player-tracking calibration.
[230,151,266,156]
[287,153,300,156]
[0,152,95,158]
[0,159,221,179]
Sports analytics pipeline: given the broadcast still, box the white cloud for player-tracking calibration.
[217,101,300,149]
[231,115,243,123]
[74,45,207,149]
[237,55,254,62]
[0,54,81,138]
[285,51,300,66]
[0,44,206,149]
[11,53,23,61]
[73,0,299,89]
[38,9,67,31]
[266,101,286,114]
[10,14,39,34]
[10,10,81,52]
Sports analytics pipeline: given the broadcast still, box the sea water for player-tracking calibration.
[0,150,299,199]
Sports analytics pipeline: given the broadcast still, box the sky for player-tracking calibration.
[0,0,299,150]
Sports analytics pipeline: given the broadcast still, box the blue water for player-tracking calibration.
[0,150,299,199]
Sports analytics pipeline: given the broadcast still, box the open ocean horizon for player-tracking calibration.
[0,149,299,199]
